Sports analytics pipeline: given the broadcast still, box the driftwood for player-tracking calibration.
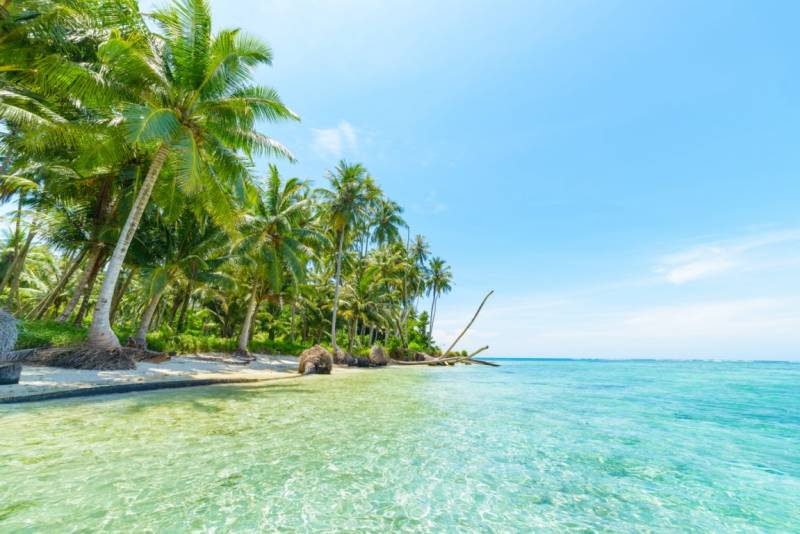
[389,356,463,366]
[467,345,489,359]
[389,346,499,367]
[442,290,493,356]
[470,358,499,367]
[388,291,498,368]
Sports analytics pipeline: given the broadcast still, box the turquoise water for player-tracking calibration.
[1,360,799,532]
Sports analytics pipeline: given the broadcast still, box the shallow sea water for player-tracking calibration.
[1,360,799,532]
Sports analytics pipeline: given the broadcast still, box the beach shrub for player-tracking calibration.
[14,320,306,356]
[15,320,87,350]
[144,328,306,355]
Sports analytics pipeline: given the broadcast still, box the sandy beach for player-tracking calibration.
[1,353,313,401]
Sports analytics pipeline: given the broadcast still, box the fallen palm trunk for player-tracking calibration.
[388,291,497,368]
[442,290,493,356]
[389,356,462,366]
[468,358,499,367]
[389,347,498,367]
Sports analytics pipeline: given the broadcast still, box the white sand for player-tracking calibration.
[1,353,304,400]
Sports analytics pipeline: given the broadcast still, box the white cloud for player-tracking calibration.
[431,294,800,359]
[427,227,800,359]
[655,229,800,285]
[657,246,737,284]
[311,121,358,159]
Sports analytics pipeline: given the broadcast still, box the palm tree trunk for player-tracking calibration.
[289,301,296,342]
[57,244,103,323]
[29,247,87,319]
[6,227,36,309]
[347,316,355,353]
[428,290,438,337]
[167,289,183,326]
[237,285,259,354]
[131,288,166,348]
[0,254,15,295]
[73,252,106,326]
[109,267,136,325]
[176,282,192,332]
[330,228,346,351]
[12,194,22,256]
[88,143,170,349]
[301,307,308,343]
[0,194,23,293]
[0,197,24,295]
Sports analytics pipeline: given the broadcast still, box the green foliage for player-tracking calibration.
[147,328,306,355]
[15,320,87,349]
[14,319,307,355]
[0,0,458,359]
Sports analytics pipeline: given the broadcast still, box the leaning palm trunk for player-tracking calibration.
[176,282,192,332]
[88,143,170,349]
[57,244,103,323]
[5,228,36,309]
[109,268,136,325]
[236,285,259,354]
[73,252,106,326]
[330,229,345,352]
[0,195,25,295]
[428,290,436,337]
[29,248,87,319]
[131,288,166,348]
[0,244,21,295]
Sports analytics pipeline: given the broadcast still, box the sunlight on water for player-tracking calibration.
[1,361,799,532]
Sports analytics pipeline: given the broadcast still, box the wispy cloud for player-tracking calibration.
[432,293,800,359]
[428,226,800,359]
[655,229,800,284]
[311,121,358,159]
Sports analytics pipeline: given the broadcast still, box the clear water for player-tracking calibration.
[1,360,799,532]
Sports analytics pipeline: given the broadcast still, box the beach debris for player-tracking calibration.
[388,290,498,367]
[368,345,388,366]
[333,348,356,366]
[298,345,333,374]
[26,347,137,370]
[442,290,493,357]
[23,346,170,371]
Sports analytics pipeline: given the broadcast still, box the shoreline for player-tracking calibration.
[0,353,364,405]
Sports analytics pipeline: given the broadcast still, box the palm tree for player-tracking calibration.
[235,165,327,354]
[410,234,430,268]
[320,160,370,352]
[85,0,298,349]
[371,198,406,247]
[126,211,232,349]
[426,257,452,338]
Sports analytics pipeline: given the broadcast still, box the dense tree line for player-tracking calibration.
[0,0,453,357]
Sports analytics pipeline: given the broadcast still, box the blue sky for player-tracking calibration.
[148,1,798,358]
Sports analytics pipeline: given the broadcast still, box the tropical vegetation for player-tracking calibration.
[0,0,453,358]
